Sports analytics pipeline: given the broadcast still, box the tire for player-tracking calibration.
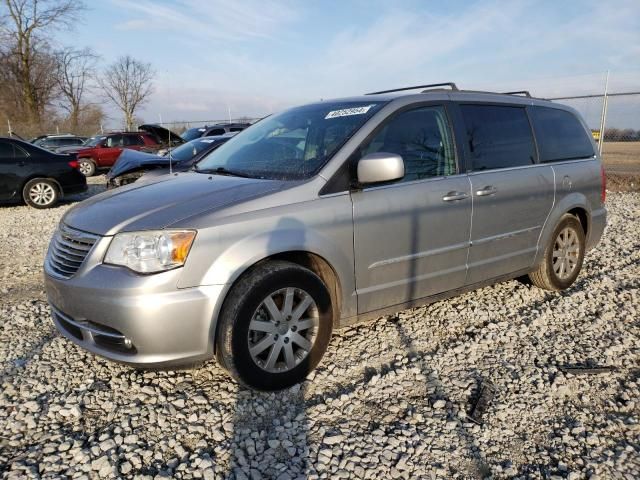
[528,214,585,291]
[216,261,334,391]
[78,159,96,177]
[23,178,60,209]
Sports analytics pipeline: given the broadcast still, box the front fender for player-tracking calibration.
[177,194,357,319]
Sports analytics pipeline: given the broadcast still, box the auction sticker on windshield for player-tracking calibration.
[325,104,377,119]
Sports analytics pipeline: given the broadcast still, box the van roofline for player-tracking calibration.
[308,90,572,109]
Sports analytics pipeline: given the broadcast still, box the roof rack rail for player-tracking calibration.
[366,82,459,95]
[503,90,531,97]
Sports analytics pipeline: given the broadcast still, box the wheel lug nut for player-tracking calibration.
[291,326,297,332]
[284,338,290,343]
[274,334,279,340]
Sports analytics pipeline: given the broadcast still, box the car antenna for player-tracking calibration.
[166,116,173,174]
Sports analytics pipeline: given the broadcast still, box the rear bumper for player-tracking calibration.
[587,206,607,250]
[62,182,88,195]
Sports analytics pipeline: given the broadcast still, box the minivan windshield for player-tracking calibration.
[195,101,385,180]
[166,137,222,163]
[181,128,207,142]
[85,136,106,147]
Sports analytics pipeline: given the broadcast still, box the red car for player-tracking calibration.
[68,132,160,177]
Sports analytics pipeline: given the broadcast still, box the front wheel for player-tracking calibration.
[23,178,59,209]
[528,214,585,290]
[216,261,333,390]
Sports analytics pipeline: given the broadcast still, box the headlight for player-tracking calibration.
[104,230,196,273]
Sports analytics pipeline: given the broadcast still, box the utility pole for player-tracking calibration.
[598,70,609,155]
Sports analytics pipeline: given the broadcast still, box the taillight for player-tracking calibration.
[600,164,606,204]
[68,160,79,169]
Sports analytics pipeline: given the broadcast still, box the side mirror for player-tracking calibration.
[357,152,404,185]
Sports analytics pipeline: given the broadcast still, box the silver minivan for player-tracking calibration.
[44,84,607,390]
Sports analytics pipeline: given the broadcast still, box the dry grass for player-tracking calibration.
[602,142,640,168]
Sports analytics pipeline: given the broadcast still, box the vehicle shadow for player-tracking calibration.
[395,207,491,477]
[223,217,312,479]
[61,176,107,204]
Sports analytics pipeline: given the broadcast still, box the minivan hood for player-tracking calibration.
[62,173,287,236]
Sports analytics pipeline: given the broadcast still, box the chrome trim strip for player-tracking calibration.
[471,225,541,246]
[369,241,470,269]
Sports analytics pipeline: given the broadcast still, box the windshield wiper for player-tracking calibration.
[195,166,253,178]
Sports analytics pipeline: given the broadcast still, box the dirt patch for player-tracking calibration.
[606,172,640,192]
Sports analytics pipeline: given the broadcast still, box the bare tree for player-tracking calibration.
[0,0,85,125]
[99,55,154,131]
[55,46,97,130]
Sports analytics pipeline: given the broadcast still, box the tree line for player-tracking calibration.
[603,128,640,142]
[0,0,155,138]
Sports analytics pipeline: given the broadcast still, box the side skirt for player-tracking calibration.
[337,267,533,329]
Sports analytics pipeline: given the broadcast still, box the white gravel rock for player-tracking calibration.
[0,186,639,479]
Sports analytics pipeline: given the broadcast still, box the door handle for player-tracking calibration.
[475,186,497,196]
[442,191,469,202]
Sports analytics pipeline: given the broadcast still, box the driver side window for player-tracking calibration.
[360,105,457,181]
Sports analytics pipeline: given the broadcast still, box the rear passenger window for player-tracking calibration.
[208,129,226,136]
[106,135,124,147]
[361,105,457,181]
[124,135,145,146]
[461,105,535,171]
[529,107,594,162]
[13,144,28,158]
[0,141,13,158]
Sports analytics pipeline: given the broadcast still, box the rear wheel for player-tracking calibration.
[23,178,59,209]
[216,261,333,390]
[529,214,585,290]
[78,159,96,177]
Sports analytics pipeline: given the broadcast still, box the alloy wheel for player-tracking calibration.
[29,182,56,206]
[552,226,581,280]
[247,287,319,373]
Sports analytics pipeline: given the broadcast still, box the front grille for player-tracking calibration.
[47,224,99,279]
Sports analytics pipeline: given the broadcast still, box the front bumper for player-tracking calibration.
[44,241,226,367]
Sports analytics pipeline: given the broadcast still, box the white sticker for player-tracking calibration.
[325,104,376,119]
[200,139,215,143]
[198,128,206,131]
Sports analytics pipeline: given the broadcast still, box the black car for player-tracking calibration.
[0,137,87,208]
[106,134,235,188]
[180,123,249,142]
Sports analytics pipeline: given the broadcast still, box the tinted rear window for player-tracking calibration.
[530,106,594,162]
[461,105,536,171]
[0,141,13,157]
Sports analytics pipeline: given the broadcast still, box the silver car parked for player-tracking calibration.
[44,83,607,390]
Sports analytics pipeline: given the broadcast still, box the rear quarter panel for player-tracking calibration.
[534,158,605,265]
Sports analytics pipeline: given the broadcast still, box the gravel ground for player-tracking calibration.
[1,180,639,479]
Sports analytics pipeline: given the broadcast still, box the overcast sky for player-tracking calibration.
[56,0,640,127]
